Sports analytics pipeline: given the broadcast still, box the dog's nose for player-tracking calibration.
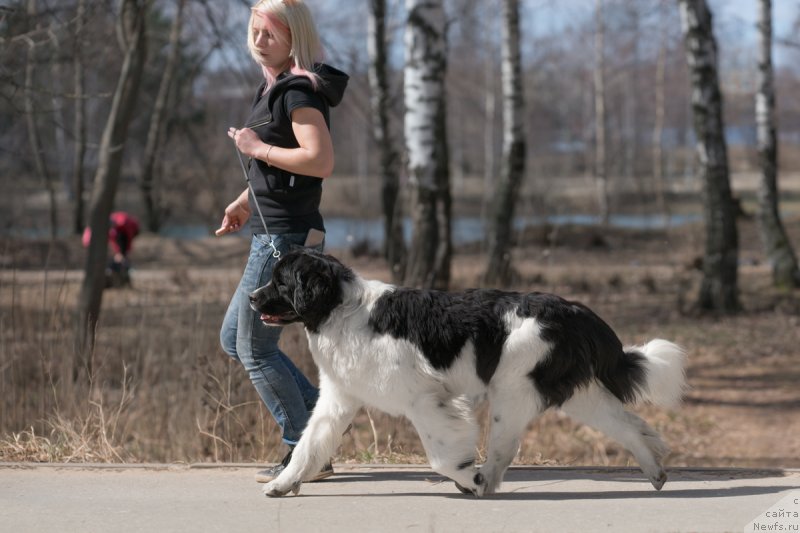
[249,283,270,308]
[248,291,263,314]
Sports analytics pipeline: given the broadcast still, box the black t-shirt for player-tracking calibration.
[243,65,348,235]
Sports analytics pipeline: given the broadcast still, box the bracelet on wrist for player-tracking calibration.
[266,145,274,166]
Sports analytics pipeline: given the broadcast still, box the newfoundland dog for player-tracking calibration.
[249,250,686,497]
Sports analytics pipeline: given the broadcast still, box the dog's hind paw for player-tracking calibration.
[454,481,472,495]
[263,479,302,497]
[649,470,667,491]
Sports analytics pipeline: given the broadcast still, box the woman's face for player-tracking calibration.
[251,12,292,72]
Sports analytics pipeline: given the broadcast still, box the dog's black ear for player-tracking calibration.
[291,263,342,332]
[291,269,316,316]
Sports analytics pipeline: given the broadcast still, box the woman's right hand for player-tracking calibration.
[215,196,251,236]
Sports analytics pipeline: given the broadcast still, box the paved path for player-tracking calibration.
[1,463,799,532]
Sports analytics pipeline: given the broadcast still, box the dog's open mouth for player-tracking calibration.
[259,312,296,326]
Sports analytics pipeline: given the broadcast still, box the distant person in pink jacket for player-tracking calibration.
[82,211,140,287]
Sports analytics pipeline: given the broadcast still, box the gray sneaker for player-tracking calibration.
[255,449,334,483]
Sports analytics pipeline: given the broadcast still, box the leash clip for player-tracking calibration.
[267,238,281,259]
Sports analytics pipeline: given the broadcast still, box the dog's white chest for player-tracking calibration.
[307,329,429,415]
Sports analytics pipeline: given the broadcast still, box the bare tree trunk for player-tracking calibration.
[72,0,87,235]
[623,3,640,195]
[756,0,800,288]
[368,0,405,283]
[653,1,669,221]
[593,0,609,225]
[49,26,69,199]
[483,0,525,286]
[480,9,499,234]
[139,0,185,232]
[403,0,450,289]
[23,0,57,240]
[678,0,739,313]
[482,55,496,228]
[77,0,148,361]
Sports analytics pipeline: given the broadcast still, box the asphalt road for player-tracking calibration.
[1,463,799,532]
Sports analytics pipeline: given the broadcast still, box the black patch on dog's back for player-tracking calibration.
[369,287,647,408]
[368,289,517,383]
[519,293,647,407]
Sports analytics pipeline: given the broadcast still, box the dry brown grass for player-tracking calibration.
[1,216,800,469]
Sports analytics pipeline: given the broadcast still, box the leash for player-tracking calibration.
[232,141,281,259]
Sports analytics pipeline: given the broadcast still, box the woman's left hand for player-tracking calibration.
[227,127,262,158]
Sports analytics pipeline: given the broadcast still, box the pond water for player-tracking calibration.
[160,213,701,249]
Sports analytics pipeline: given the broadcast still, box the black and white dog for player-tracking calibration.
[250,250,686,497]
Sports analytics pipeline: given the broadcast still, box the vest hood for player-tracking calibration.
[267,63,349,109]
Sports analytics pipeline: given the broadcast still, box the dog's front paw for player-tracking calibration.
[263,478,302,497]
[454,472,488,497]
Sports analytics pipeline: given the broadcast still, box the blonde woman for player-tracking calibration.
[216,0,348,483]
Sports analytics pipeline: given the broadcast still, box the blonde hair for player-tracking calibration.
[247,0,324,90]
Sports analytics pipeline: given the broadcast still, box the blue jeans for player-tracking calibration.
[220,232,323,446]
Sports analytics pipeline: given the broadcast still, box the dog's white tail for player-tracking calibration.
[626,339,687,408]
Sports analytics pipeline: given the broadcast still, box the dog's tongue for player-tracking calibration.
[260,313,280,323]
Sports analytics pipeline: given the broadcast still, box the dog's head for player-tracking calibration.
[249,249,355,333]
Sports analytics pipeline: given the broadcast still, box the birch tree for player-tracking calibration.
[483,0,525,286]
[755,0,800,288]
[403,0,450,289]
[593,0,609,225]
[368,0,405,282]
[678,0,739,313]
[78,0,148,359]
[652,0,669,220]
